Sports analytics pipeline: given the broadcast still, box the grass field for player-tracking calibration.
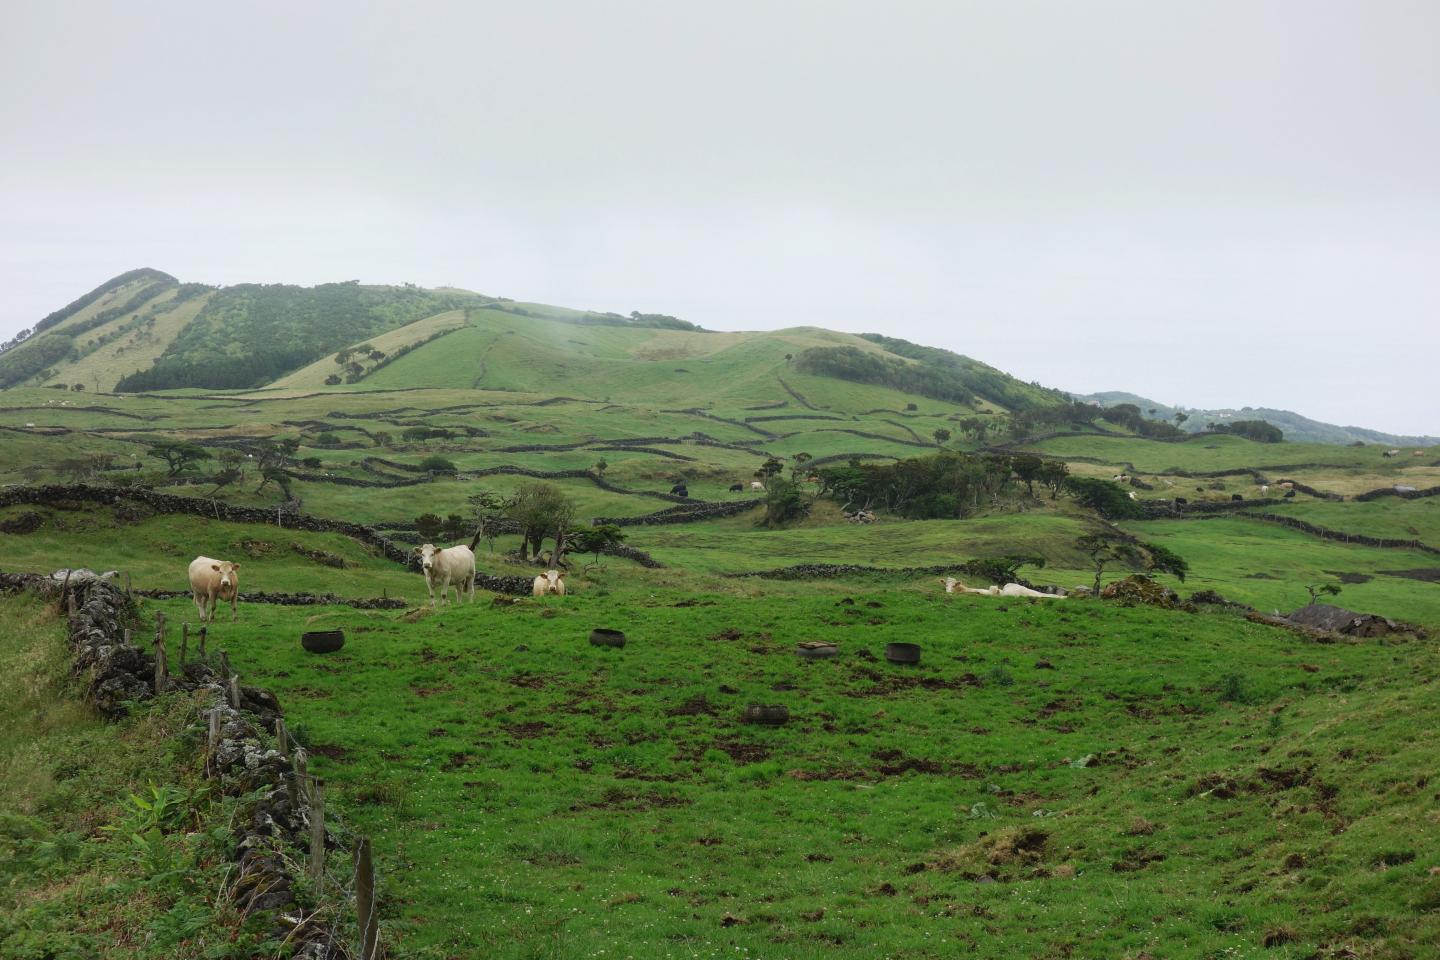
[116,584,1440,960]
[3,306,1439,959]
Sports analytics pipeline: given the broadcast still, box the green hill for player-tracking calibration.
[0,272,1063,411]
[1074,390,1440,448]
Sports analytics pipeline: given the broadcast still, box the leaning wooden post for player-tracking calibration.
[309,778,326,886]
[218,650,231,683]
[153,642,168,695]
[154,611,166,652]
[179,622,189,664]
[275,717,289,756]
[227,674,242,710]
[293,748,310,802]
[197,626,207,662]
[58,570,73,614]
[206,707,221,775]
[354,836,379,960]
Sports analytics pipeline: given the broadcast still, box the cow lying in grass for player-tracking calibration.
[941,577,1062,598]
[416,543,476,606]
[532,569,566,597]
[189,556,241,622]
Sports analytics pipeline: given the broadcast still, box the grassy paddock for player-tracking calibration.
[130,581,1440,960]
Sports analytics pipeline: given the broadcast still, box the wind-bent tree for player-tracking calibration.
[506,482,576,563]
[569,523,625,569]
[147,440,211,477]
[466,490,508,554]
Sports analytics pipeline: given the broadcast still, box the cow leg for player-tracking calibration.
[193,591,206,622]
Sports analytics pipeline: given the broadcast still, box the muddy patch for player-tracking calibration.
[667,695,717,717]
[1379,567,1440,583]
[714,739,771,763]
[503,721,551,739]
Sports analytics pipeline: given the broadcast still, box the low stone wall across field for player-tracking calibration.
[1233,510,1440,556]
[592,498,761,527]
[0,483,537,596]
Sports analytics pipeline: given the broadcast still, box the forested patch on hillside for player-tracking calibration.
[859,334,1065,410]
[793,335,1063,411]
[115,282,490,390]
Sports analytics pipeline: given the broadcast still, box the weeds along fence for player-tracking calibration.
[0,570,381,959]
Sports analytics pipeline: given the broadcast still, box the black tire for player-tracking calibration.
[301,630,345,654]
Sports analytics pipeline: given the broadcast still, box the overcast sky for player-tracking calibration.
[2,1,1436,433]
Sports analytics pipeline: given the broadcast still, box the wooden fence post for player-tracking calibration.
[275,717,289,756]
[309,779,326,886]
[218,650,231,683]
[285,772,299,811]
[293,748,310,802]
[227,674,242,710]
[123,628,132,646]
[198,626,207,661]
[154,611,166,652]
[354,836,379,960]
[154,642,168,695]
[58,570,72,615]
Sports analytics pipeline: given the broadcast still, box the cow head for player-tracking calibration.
[416,544,438,572]
[211,561,240,594]
[941,577,958,593]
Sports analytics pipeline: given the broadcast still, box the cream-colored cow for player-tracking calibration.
[417,543,476,606]
[189,556,241,622]
[532,569,566,597]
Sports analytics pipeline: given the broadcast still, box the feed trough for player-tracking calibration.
[589,628,627,648]
[301,630,345,654]
[797,642,839,659]
[884,642,921,664]
[742,704,790,725]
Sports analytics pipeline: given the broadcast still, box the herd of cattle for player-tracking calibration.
[187,542,1061,623]
[186,542,567,622]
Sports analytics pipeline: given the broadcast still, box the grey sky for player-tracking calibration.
[3,1,1436,433]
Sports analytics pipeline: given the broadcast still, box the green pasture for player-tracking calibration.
[124,582,1440,960]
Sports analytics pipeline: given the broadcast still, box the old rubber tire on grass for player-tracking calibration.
[797,642,838,659]
[885,642,921,664]
[301,630,345,654]
[742,704,789,725]
[590,628,626,648]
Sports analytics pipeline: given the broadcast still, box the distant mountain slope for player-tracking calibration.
[1073,391,1439,447]
[2,271,1060,413]
[0,269,184,389]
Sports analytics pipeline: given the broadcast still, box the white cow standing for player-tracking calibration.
[417,543,476,606]
[189,556,241,622]
[532,569,566,597]
[750,481,765,491]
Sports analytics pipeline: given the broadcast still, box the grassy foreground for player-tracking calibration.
[0,595,279,959]
[130,579,1440,960]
